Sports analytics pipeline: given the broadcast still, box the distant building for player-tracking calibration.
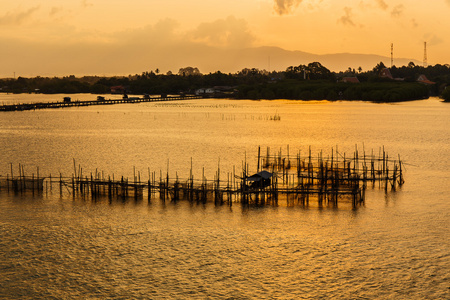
[195,86,236,98]
[341,77,360,83]
[111,85,126,94]
[195,88,215,96]
[379,68,394,79]
[379,68,404,81]
[417,74,435,85]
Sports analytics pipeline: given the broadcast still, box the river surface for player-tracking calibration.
[0,95,449,299]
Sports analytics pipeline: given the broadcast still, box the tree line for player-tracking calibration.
[1,62,449,102]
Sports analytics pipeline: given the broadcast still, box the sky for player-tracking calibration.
[1,0,450,77]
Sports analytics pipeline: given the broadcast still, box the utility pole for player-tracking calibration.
[423,42,428,67]
[391,43,394,68]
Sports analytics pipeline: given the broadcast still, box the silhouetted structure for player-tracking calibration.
[1,146,405,209]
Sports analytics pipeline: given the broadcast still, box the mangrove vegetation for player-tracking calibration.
[1,62,449,102]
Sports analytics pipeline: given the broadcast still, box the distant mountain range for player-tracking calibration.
[0,40,423,77]
[191,46,422,74]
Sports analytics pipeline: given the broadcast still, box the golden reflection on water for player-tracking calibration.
[0,95,449,298]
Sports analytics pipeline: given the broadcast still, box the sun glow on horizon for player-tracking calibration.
[1,0,449,77]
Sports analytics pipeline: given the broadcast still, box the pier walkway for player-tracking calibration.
[0,95,201,112]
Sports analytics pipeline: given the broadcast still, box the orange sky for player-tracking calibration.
[1,0,449,77]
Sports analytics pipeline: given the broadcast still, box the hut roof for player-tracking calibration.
[417,74,435,85]
[246,171,273,182]
[380,68,394,79]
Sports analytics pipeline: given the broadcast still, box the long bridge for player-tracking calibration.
[0,94,202,112]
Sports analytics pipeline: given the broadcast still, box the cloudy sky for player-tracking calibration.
[1,0,450,77]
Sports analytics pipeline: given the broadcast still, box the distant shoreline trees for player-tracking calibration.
[236,80,429,102]
[1,62,449,102]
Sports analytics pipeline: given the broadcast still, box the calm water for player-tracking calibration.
[0,95,449,299]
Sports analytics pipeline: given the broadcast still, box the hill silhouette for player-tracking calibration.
[215,46,421,73]
[0,39,422,77]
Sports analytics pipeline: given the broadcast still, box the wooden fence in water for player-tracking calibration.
[0,146,404,208]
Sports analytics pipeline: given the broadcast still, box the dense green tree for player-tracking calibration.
[372,62,387,74]
[178,67,201,76]
[306,62,334,80]
[441,87,450,102]
[1,61,448,102]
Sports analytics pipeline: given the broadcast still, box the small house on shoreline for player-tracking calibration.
[195,86,236,98]
[417,74,435,85]
[111,85,126,94]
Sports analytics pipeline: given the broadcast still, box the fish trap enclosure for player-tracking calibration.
[1,146,404,209]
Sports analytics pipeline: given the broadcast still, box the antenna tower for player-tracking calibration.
[391,43,394,67]
[423,42,428,67]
